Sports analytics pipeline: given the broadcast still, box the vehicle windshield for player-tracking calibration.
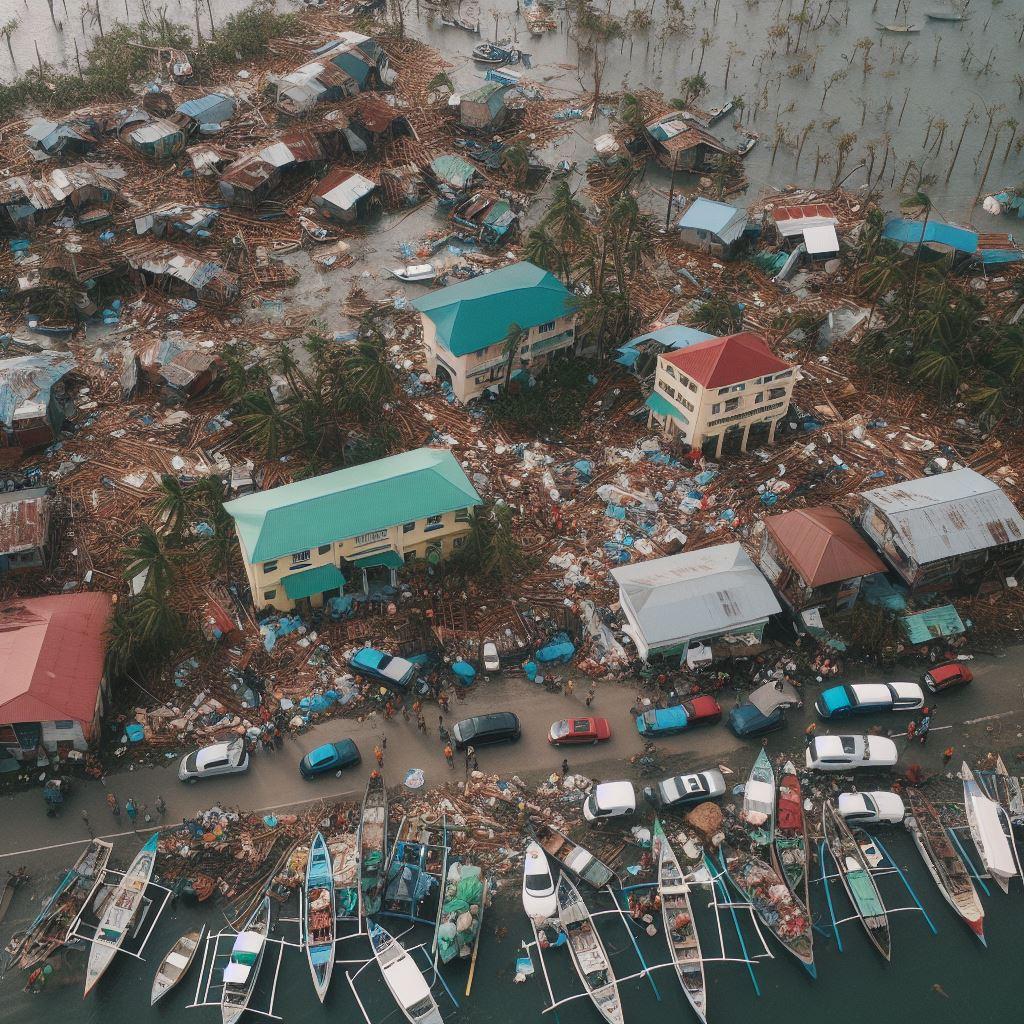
[525,871,550,893]
[183,752,199,774]
[585,795,599,816]
[865,795,877,813]
[375,653,392,670]
[841,736,857,754]
[642,710,660,727]
[551,720,570,738]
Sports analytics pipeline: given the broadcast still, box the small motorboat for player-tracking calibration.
[472,41,520,64]
[925,10,968,21]
[736,135,758,156]
[962,762,1019,893]
[222,896,272,1024]
[521,840,557,920]
[531,820,616,889]
[707,100,735,125]
[369,920,444,1024]
[388,264,437,283]
[151,926,206,1005]
[298,216,340,243]
[877,22,921,31]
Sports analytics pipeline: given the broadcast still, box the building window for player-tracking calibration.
[264,589,277,601]
[455,510,472,523]
[665,364,676,378]
[712,403,721,414]
[53,720,75,730]
[774,369,793,379]
[688,381,697,392]
[424,515,444,533]
[263,560,278,573]
[403,521,416,533]
[453,536,465,549]
[768,387,787,400]
[537,320,556,333]
[292,550,311,564]
[724,397,740,412]
[755,392,764,404]
[318,544,331,555]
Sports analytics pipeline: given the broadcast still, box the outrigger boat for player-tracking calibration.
[531,820,616,889]
[556,872,623,1024]
[736,134,758,157]
[962,762,1019,893]
[989,755,1024,823]
[368,919,444,1024]
[151,926,206,1004]
[925,10,968,21]
[84,833,159,996]
[706,100,735,125]
[654,820,706,1023]
[904,788,984,945]
[741,749,776,847]
[303,832,336,1001]
[6,840,112,971]
[774,762,811,915]
[359,773,389,916]
[388,263,437,283]
[222,896,271,1024]
[822,801,890,960]
[327,831,361,922]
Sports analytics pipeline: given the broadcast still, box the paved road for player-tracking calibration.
[1,648,1022,869]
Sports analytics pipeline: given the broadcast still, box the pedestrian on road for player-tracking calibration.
[906,720,917,742]
[125,798,138,830]
[439,723,450,744]
[261,730,274,753]
[471,755,479,772]
[417,714,427,734]
[444,744,454,768]
[438,692,450,713]
[465,745,475,774]
[384,700,395,720]
[106,792,120,817]
[585,685,596,708]
[804,722,817,744]
[274,726,283,750]
[918,714,932,744]
[942,746,954,766]
[81,810,94,837]
[155,795,166,817]
[412,700,423,717]
[374,744,384,768]
[401,703,411,723]
[438,714,445,732]
[565,679,575,697]
[381,734,388,751]
[561,758,569,777]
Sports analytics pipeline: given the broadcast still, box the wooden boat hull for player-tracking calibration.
[304,832,336,1001]
[822,802,890,960]
[774,768,811,917]
[531,820,616,889]
[359,774,389,916]
[221,896,271,1024]
[963,763,1019,894]
[151,926,205,1004]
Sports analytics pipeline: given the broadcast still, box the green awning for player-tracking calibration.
[353,550,404,570]
[282,564,346,601]
[645,391,687,423]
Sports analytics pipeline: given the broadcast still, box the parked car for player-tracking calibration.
[837,791,906,824]
[636,696,722,737]
[805,735,899,772]
[481,641,501,673]
[548,717,611,746]
[815,682,924,719]
[348,647,417,690]
[583,781,636,823]
[178,738,249,783]
[299,739,361,779]
[451,712,521,750]
[643,770,727,811]
[923,662,973,693]
[727,681,803,738]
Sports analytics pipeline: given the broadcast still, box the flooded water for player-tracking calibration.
[4,0,1024,226]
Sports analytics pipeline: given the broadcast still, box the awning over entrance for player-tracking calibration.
[353,550,404,570]
[282,564,346,601]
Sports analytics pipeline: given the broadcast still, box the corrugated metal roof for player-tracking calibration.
[313,169,376,210]
[176,93,236,123]
[0,351,75,429]
[900,605,965,644]
[861,468,1024,563]
[224,447,482,563]
[0,488,50,555]
[412,261,572,357]
[429,154,478,189]
[771,203,838,237]
[611,543,781,647]
[677,197,747,242]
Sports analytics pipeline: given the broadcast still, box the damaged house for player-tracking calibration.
[0,164,125,231]
[175,92,237,132]
[460,82,510,131]
[643,114,730,172]
[24,115,102,159]
[125,116,188,160]
[125,246,240,303]
[0,488,53,576]
[137,335,223,402]
[0,351,76,455]
[218,130,330,209]
[858,468,1024,595]
[310,168,379,224]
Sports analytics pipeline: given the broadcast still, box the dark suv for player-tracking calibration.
[451,712,521,750]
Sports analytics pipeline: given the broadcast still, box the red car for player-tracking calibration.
[923,662,973,693]
[683,695,723,726]
[547,717,612,746]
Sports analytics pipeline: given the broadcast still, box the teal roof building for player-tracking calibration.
[224,448,482,563]
[412,261,573,357]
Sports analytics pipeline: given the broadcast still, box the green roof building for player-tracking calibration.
[224,448,482,611]
[413,261,577,403]
[460,82,509,130]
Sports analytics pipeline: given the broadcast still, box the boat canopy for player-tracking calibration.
[232,931,265,956]
[223,962,252,985]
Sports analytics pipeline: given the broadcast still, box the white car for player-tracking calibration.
[583,781,636,823]
[804,734,899,772]
[482,641,501,673]
[815,681,924,719]
[521,840,557,919]
[838,791,906,825]
[178,738,249,782]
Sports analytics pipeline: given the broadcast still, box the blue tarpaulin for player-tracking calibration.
[535,640,575,664]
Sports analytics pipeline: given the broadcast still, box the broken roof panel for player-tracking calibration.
[771,203,838,237]
[861,468,1024,564]
[429,154,479,189]
[176,92,236,124]
[0,351,76,429]
[803,223,839,254]
[0,488,50,556]
[313,168,376,210]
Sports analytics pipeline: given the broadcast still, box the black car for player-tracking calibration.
[451,712,521,750]
[299,739,361,779]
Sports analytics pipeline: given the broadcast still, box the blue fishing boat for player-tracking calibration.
[471,41,520,65]
[303,832,335,1001]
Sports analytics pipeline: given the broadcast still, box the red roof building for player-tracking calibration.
[661,332,792,389]
[0,592,114,757]
[759,506,886,613]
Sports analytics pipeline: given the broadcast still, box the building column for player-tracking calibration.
[740,422,752,452]
[389,567,397,588]
[361,568,369,593]
[768,418,778,443]
[715,433,724,459]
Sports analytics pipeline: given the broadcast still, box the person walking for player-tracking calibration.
[154,795,166,818]
[465,745,475,775]
[917,713,932,744]
[374,744,384,768]
[906,720,917,742]
[444,744,454,768]
[804,722,817,744]
[274,725,283,750]
[81,809,94,837]
[438,691,450,714]
[565,679,575,697]
[106,792,120,818]
[417,713,427,734]
[585,685,596,708]
[561,758,569,777]
[125,798,138,831]
[942,746,955,766]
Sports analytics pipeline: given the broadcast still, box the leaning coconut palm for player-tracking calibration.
[236,392,291,459]
[501,322,529,390]
[522,227,562,277]
[123,525,176,596]
[153,474,194,542]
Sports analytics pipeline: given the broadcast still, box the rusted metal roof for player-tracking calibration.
[0,488,50,556]
[861,468,1024,564]
[766,506,885,587]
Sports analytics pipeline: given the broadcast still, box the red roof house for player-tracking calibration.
[0,592,114,755]
[662,331,792,389]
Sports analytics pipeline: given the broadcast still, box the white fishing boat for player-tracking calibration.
[368,919,444,1024]
[151,926,206,1004]
[654,820,706,1023]
[222,896,272,1024]
[556,872,623,1024]
[389,264,438,283]
[992,755,1024,821]
[304,832,335,1001]
[84,833,159,996]
[521,840,557,920]
[962,763,1020,894]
